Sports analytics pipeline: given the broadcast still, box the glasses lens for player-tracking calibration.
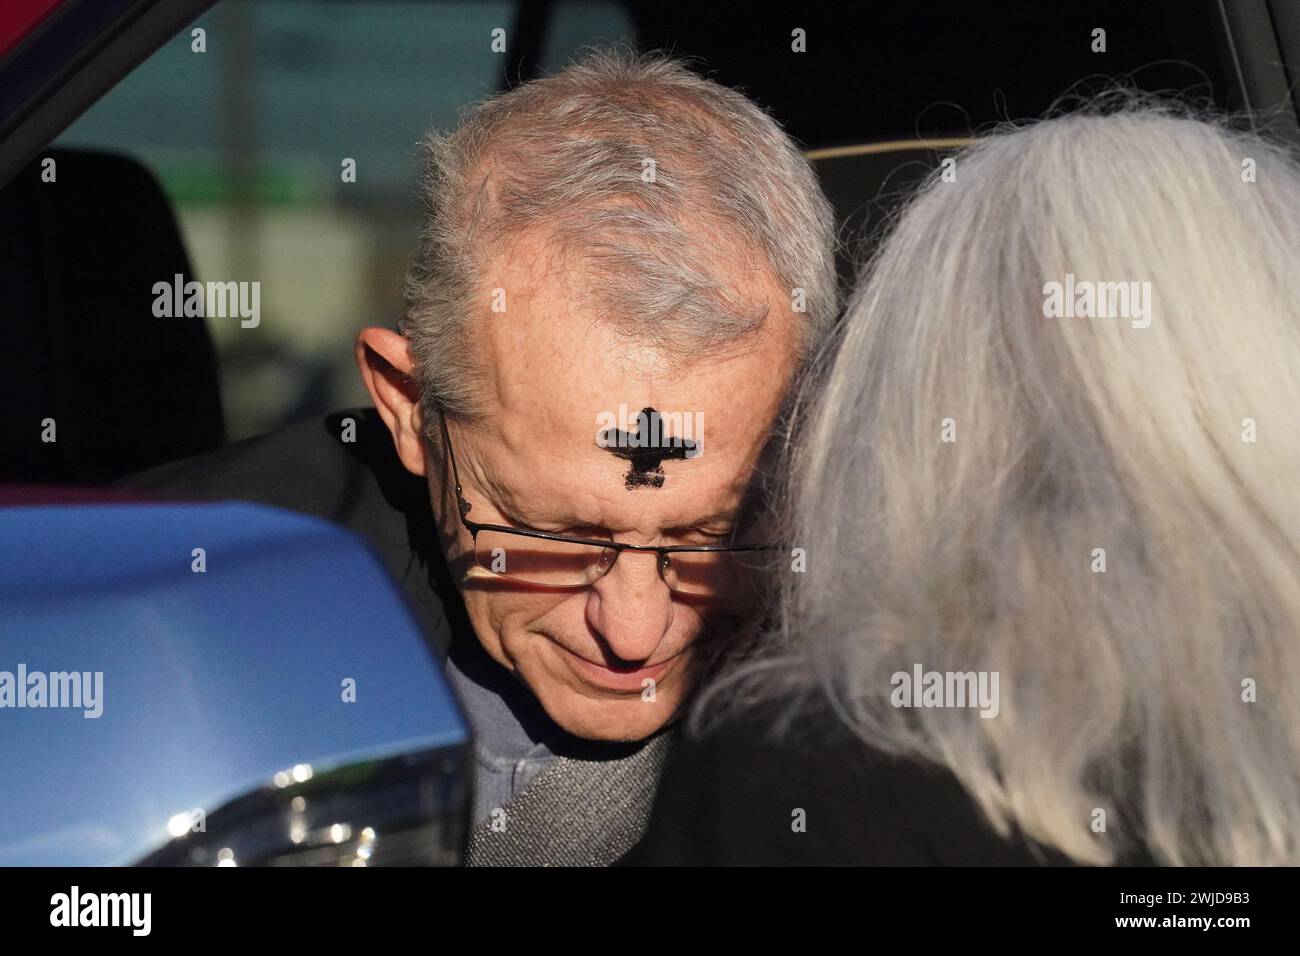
[474,530,613,588]
[659,548,767,598]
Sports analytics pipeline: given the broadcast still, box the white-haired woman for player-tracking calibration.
[630,107,1300,866]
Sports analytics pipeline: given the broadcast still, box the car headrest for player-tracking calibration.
[0,148,224,485]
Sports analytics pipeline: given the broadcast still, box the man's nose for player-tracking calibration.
[585,551,673,663]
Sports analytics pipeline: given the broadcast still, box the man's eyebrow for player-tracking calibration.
[498,502,741,535]
[473,471,574,526]
[661,512,740,533]
[490,494,597,530]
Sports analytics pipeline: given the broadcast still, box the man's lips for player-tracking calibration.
[554,642,685,692]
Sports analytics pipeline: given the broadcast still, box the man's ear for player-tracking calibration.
[354,327,427,477]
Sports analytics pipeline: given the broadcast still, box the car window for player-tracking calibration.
[56,0,634,441]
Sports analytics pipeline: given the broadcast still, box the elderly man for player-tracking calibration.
[126,48,835,864]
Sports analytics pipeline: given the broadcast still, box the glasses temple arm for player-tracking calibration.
[437,410,473,520]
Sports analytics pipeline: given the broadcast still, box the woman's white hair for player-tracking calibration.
[706,103,1300,866]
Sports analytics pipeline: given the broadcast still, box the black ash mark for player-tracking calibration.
[598,406,699,490]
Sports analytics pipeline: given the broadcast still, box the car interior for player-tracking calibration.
[2,0,1273,488]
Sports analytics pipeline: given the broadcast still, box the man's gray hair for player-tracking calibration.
[401,46,837,423]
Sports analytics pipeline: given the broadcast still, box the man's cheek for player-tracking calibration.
[478,594,567,653]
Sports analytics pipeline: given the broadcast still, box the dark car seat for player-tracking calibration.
[0,147,224,484]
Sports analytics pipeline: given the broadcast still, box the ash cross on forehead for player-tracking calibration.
[599,407,700,489]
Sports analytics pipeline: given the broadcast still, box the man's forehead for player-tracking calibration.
[478,291,795,435]
[476,228,798,384]
[464,229,799,508]
[491,388,768,472]
[458,376,774,529]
